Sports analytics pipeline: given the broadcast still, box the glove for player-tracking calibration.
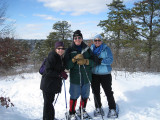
[60,71,68,80]
[93,55,102,65]
[72,54,84,63]
[77,59,89,65]
[97,58,103,65]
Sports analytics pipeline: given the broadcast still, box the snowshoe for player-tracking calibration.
[94,107,105,117]
[107,104,119,119]
[66,113,78,120]
[76,108,92,120]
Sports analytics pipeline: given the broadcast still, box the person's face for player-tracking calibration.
[56,46,65,56]
[94,38,102,47]
[74,36,82,46]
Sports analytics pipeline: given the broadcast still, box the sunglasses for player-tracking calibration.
[57,48,65,50]
[74,36,82,40]
[94,40,101,42]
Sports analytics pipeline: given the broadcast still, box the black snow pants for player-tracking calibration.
[42,91,55,120]
[91,74,116,110]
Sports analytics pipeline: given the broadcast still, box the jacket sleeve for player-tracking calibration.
[64,48,75,70]
[101,47,113,65]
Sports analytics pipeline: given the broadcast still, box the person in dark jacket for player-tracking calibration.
[90,34,118,118]
[40,41,68,120]
[64,30,94,120]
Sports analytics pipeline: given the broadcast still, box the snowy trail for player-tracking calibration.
[0,71,160,120]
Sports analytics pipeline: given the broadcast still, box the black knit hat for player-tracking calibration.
[55,41,64,49]
[73,30,83,40]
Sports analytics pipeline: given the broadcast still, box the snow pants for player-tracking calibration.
[91,74,116,110]
[42,91,55,120]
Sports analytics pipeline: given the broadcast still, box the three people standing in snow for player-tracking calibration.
[40,30,117,120]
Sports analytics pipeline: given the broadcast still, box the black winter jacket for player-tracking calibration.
[40,51,64,93]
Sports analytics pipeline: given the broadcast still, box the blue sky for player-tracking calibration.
[6,0,140,39]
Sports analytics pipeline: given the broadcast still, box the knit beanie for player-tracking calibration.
[55,41,64,49]
[94,34,102,40]
[73,30,83,39]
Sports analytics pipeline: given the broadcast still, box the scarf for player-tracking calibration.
[93,44,103,56]
[75,44,82,52]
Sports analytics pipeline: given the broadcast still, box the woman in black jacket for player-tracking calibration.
[40,41,68,120]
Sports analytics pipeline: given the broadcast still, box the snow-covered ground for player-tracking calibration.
[0,71,160,120]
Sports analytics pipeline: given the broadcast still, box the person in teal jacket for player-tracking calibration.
[90,34,118,118]
[64,30,94,120]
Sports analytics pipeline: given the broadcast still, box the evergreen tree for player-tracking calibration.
[52,21,72,41]
[98,0,138,66]
[132,0,160,69]
[33,21,72,61]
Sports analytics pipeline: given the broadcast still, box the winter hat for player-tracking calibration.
[55,41,64,49]
[73,30,83,39]
[94,34,102,40]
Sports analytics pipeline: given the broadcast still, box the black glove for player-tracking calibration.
[93,55,102,65]
[97,58,102,65]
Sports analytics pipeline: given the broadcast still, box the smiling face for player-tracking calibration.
[55,46,65,56]
[94,38,102,47]
[73,36,82,46]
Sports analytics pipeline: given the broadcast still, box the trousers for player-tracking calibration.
[91,74,116,109]
[42,91,55,120]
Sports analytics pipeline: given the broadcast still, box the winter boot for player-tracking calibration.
[94,107,105,117]
[107,109,118,118]
[77,108,92,119]
[77,98,88,117]
[69,114,77,120]
[69,99,77,115]
[79,98,88,109]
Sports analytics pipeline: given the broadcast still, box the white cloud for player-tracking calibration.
[15,22,53,39]
[33,14,59,21]
[36,0,142,16]
[37,0,112,15]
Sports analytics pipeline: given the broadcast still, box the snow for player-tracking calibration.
[0,71,160,120]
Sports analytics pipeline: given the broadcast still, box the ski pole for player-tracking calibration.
[63,79,69,120]
[83,65,104,120]
[79,65,83,120]
[53,80,64,106]
[53,93,59,106]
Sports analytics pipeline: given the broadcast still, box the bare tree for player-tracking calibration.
[0,0,15,38]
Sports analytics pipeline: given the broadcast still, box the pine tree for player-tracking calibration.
[33,21,72,61]
[131,0,160,69]
[52,21,72,41]
[98,0,138,65]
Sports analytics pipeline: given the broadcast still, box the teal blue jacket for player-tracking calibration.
[90,43,113,75]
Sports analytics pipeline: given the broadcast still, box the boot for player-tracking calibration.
[79,98,88,108]
[94,107,105,117]
[69,114,77,120]
[69,99,77,115]
[107,109,118,118]
[77,98,88,116]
